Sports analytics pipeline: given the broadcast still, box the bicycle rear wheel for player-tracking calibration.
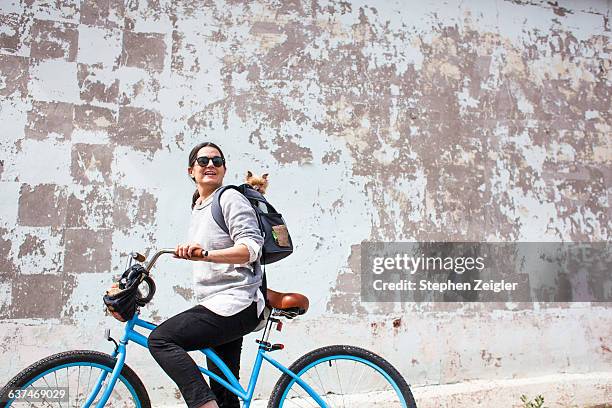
[268,345,416,408]
[0,350,150,408]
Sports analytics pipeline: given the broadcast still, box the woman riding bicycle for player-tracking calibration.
[148,142,264,408]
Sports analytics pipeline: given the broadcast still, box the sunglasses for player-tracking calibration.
[195,156,225,167]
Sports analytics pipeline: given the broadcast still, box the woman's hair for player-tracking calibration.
[188,142,226,209]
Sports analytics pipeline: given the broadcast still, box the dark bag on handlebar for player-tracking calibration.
[103,264,147,322]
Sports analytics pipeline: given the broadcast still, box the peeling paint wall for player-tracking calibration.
[0,0,610,403]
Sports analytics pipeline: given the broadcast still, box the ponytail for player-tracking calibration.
[191,189,200,209]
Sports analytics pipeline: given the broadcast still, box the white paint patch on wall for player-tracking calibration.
[0,182,21,227]
[10,138,73,185]
[0,102,28,148]
[77,25,123,67]
[71,126,112,144]
[28,59,80,103]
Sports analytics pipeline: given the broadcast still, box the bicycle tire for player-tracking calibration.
[268,345,417,408]
[0,350,151,408]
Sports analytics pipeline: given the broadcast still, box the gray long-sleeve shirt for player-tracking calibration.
[188,187,265,317]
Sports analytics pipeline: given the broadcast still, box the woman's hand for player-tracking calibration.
[174,243,251,264]
[174,242,203,259]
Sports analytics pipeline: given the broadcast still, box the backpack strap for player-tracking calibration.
[211,185,243,234]
[212,184,268,234]
[210,184,268,312]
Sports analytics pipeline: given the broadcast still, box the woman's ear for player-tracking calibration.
[188,167,195,181]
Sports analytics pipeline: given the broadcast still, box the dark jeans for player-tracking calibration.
[148,302,260,408]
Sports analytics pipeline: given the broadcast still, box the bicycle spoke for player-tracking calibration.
[296,387,321,408]
[333,361,346,408]
[75,365,81,407]
[20,394,35,407]
[312,365,331,406]
[41,376,57,408]
[39,383,55,408]
[349,363,367,398]
[18,385,38,408]
[372,368,387,392]
[303,368,329,406]
[345,361,357,400]
[65,367,69,407]
[85,366,93,401]
[285,387,317,408]
[285,371,326,408]
[53,370,63,408]
[41,376,52,390]
[41,393,54,408]
[34,378,55,408]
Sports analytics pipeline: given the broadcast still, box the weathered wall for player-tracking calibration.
[0,0,610,405]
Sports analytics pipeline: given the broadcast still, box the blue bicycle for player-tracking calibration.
[0,250,417,407]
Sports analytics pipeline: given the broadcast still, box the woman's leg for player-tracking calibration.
[147,303,257,408]
[207,337,244,408]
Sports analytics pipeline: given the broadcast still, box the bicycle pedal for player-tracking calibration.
[256,340,284,351]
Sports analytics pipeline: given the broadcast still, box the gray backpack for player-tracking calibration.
[211,184,293,265]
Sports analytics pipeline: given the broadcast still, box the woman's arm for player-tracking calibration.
[174,242,250,264]
[221,190,264,263]
[177,189,263,265]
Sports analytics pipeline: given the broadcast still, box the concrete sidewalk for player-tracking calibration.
[411,371,612,408]
[156,371,611,407]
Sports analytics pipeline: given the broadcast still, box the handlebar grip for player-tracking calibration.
[131,252,146,262]
[194,248,204,258]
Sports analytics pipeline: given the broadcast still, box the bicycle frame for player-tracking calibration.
[89,311,328,408]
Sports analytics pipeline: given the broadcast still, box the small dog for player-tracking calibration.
[245,171,269,194]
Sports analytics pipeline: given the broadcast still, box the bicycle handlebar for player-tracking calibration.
[131,252,146,262]
[143,249,175,272]
[141,248,205,273]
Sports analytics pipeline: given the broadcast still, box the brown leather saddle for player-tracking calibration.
[266,289,309,318]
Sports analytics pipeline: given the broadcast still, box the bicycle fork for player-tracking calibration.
[80,326,131,408]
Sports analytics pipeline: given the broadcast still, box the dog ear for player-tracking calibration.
[262,173,268,179]
[246,170,253,179]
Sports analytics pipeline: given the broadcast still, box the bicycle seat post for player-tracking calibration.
[256,308,284,351]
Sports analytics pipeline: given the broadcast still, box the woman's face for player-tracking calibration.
[189,146,226,188]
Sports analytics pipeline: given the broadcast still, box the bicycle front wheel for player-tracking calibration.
[0,350,150,408]
[268,345,416,408]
